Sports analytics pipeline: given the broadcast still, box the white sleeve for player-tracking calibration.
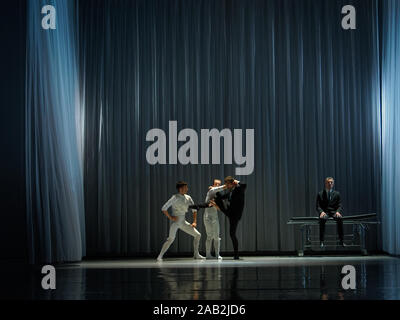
[205,185,225,202]
[161,195,178,211]
[189,196,194,205]
[188,196,196,213]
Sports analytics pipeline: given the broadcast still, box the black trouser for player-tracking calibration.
[319,213,343,242]
[214,193,241,257]
[228,217,240,257]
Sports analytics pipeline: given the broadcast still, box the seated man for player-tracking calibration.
[316,177,345,248]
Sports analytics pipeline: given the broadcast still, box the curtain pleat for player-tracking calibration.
[26,0,85,263]
[381,0,400,256]
[79,0,381,255]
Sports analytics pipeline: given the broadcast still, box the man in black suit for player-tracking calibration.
[212,176,247,260]
[316,177,345,248]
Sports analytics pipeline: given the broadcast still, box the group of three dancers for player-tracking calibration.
[157,176,247,261]
[156,175,345,261]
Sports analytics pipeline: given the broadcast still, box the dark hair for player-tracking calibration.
[224,176,234,183]
[176,181,188,190]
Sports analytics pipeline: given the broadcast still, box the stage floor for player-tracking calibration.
[2,255,400,300]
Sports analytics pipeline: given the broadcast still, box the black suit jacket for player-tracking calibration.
[316,190,343,216]
[216,183,247,220]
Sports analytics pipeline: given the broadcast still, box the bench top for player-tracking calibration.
[287,213,379,225]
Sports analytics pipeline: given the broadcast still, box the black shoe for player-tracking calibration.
[320,241,325,249]
[339,240,346,247]
[233,255,240,260]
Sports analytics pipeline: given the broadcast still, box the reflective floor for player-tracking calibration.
[1,255,400,300]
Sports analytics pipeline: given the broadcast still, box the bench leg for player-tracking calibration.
[299,225,306,256]
[352,224,357,245]
[360,224,368,255]
[306,225,311,245]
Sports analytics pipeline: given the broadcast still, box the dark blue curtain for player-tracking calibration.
[26,0,85,263]
[79,0,381,255]
[27,0,393,262]
[381,0,400,255]
[0,0,27,261]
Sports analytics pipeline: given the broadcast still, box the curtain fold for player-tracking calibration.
[381,0,400,255]
[79,0,381,255]
[25,0,85,263]
[25,0,400,259]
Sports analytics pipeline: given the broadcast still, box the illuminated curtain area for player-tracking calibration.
[381,0,400,255]
[25,0,85,263]
[79,0,381,256]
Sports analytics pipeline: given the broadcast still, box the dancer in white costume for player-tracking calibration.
[157,181,205,261]
[203,179,226,260]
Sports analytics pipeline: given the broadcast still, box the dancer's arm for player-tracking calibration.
[188,196,198,227]
[191,210,198,228]
[205,185,227,203]
[162,210,177,221]
[233,180,246,191]
[161,196,178,221]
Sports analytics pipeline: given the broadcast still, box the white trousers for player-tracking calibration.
[158,216,201,258]
[203,211,221,257]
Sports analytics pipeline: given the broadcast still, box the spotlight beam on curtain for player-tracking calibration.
[25,0,85,263]
[381,0,400,256]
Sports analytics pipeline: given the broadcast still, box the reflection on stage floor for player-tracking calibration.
[1,255,399,300]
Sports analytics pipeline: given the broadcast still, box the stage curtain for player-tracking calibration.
[381,0,400,255]
[78,0,381,256]
[25,0,86,263]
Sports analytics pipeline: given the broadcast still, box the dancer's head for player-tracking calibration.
[176,181,188,194]
[324,177,334,190]
[213,179,222,187]
[224,176,235,189]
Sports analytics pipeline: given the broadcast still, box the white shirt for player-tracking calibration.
[161,193,195,216]
[204,185,226,215]
[205,185,226,203]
